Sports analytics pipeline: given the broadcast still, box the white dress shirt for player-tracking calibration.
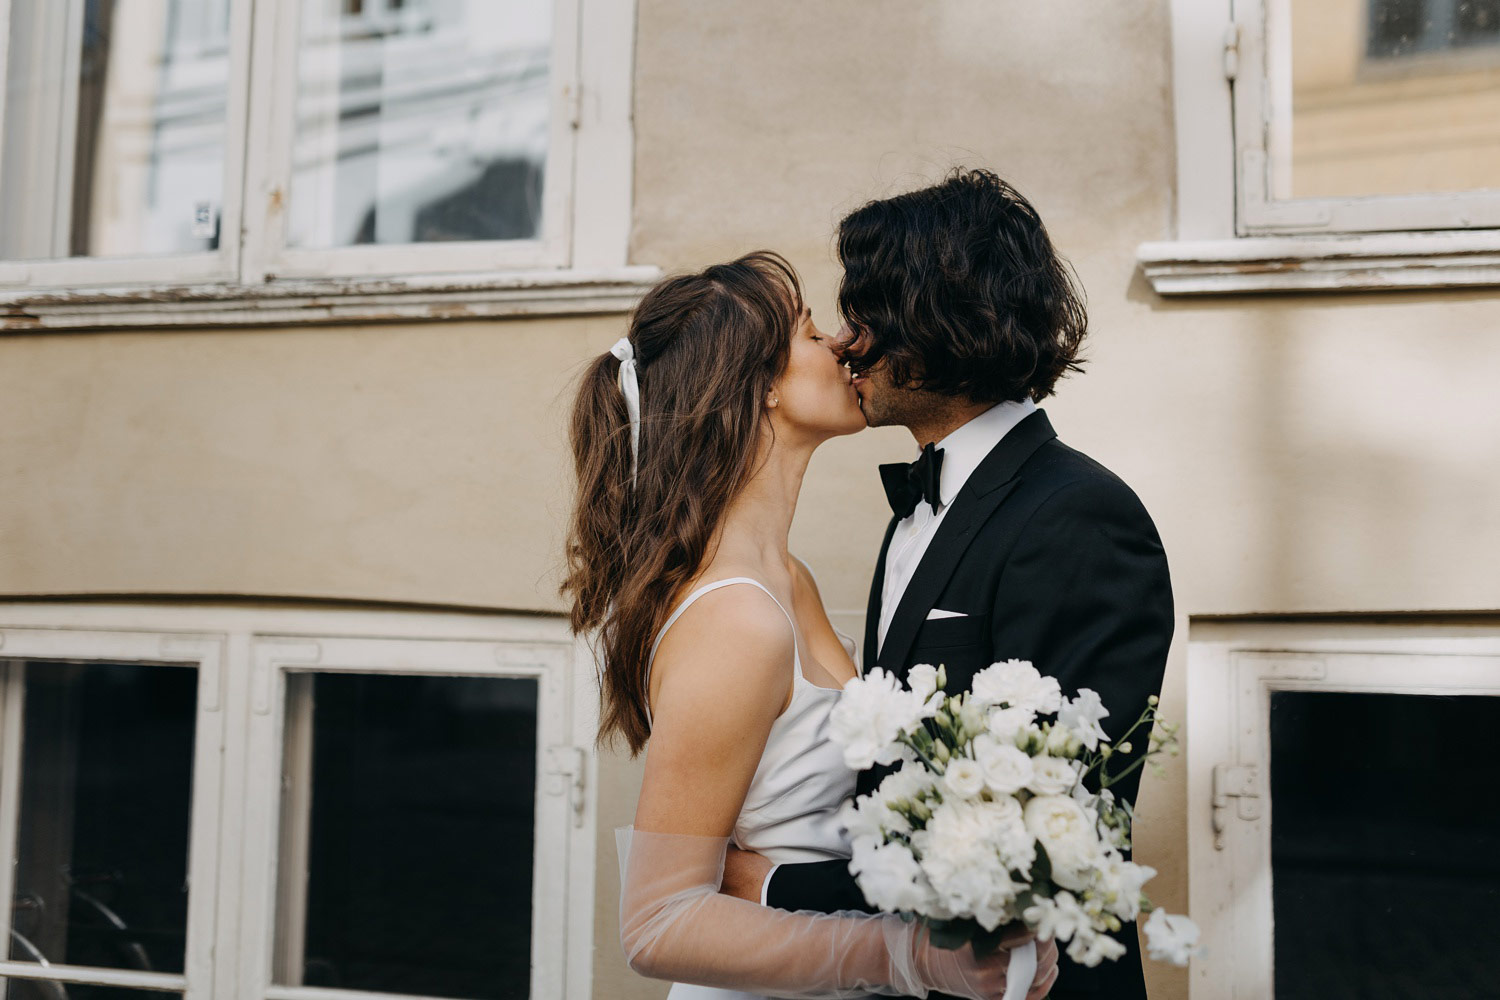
[876,398,1037,655]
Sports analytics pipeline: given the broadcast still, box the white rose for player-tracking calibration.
[850,839,934,913]
[973,736,1034,795]
[943,758,986,799]
[1058,688,1111,750]
[1144,909,1201,966]
[971,659,1063,714]
[1023,795,1101,891]
[1028,755,1080,796]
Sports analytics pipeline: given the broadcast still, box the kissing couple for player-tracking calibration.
[564,168,1174,1000]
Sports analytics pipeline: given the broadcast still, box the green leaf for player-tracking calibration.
[924,918,978,951]
[1031,841,1053,885]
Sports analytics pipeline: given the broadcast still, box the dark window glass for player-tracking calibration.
[278,672,538,1000]
[6,660,197,976]
[1369,0,1500,56]
[1270,690,1500,1000]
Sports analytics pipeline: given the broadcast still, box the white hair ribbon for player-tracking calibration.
[610,337,641,487]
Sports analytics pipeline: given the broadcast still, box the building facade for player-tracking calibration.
[1,1,1497,999]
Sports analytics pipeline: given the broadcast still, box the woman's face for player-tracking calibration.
[770,307,867,441]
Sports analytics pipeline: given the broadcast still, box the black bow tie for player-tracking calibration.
[880,442,945,520]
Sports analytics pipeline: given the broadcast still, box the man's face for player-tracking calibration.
[833,322,945,430]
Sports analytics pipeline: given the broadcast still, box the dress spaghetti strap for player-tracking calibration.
[645,578,801,725]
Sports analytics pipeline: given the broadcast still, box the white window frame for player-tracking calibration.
[1138,0,1500,294]
[0,0,254,291]
[0,601,600,1000]
[0,0,657,330]
[1186,620,1500,1000]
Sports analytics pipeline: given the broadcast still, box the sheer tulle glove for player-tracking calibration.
[617,827,1055,999]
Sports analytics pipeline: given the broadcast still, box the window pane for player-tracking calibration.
[275,672,538,999]
[1270,690,1500,999]
[5,661,198,976]
[0,0,232,260]
[1287,0,1500,199]
[6,985,181,1000]
[287,0,552,249]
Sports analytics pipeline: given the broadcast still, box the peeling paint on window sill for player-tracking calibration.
[0,267,663,332]
[1136,231,1500,295]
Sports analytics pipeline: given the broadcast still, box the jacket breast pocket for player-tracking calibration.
[913,613,987,650]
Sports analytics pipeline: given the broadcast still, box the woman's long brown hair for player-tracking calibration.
[562,251,805,756]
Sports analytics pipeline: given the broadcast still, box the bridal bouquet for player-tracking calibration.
[828,660,1200,988]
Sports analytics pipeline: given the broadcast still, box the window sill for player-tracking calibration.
[1136,231,1500,295]
[0,266,663,331]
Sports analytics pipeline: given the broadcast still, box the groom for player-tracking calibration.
[723,169,1174,1000]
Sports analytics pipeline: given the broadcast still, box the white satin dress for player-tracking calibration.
[645,574,862,1000]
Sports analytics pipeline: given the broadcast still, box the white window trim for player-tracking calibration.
[0,601,600,1000]
[1138,0,1500,295]
[1186,620,1500,1000]
[0,0,656,330]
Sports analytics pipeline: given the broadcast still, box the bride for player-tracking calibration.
[563,251,1059,999]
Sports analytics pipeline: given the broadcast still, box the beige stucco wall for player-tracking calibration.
[3,2,1499,999]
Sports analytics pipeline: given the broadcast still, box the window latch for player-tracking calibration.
[1211,762,1259,850]
[545,745,589,828]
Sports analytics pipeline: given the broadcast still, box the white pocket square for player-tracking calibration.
[926,609,968,620]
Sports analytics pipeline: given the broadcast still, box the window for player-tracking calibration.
[1186,621,1500,1000]
[1138,0,1500,293]
[0,0,653,328]
[0,603,598,1000]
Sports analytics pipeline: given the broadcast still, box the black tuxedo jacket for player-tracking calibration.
[765,408,1174,1000]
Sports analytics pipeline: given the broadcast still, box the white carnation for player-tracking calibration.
[837,791,908,849]
[830,668,932,770]
[943,758,986,799]
[850,839,933,913]
[877,760,937,806]
[971,659,1063,714]
[1023,795,1102,891]
[973,735,1034,795]
[907,663,940,702]
[1058,688,1111,750]
[987,705,1037,743]
[1144,909,1201,966]
[916,799,1026,930]
[1028,755,1080,796]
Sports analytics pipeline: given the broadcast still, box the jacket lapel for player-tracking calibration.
[863,516,899,671]
[876,409,1058,673]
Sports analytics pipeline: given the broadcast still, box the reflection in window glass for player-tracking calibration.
[1286,0,1500,199]
[5,660,198,976]
[6,986,183,1000]
[0,0,232,260]
[288,0,552,249]
[1270,691,1500,999]
[274,672,538,999]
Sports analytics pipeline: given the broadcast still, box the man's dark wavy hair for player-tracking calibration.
[837,168,1087,403]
